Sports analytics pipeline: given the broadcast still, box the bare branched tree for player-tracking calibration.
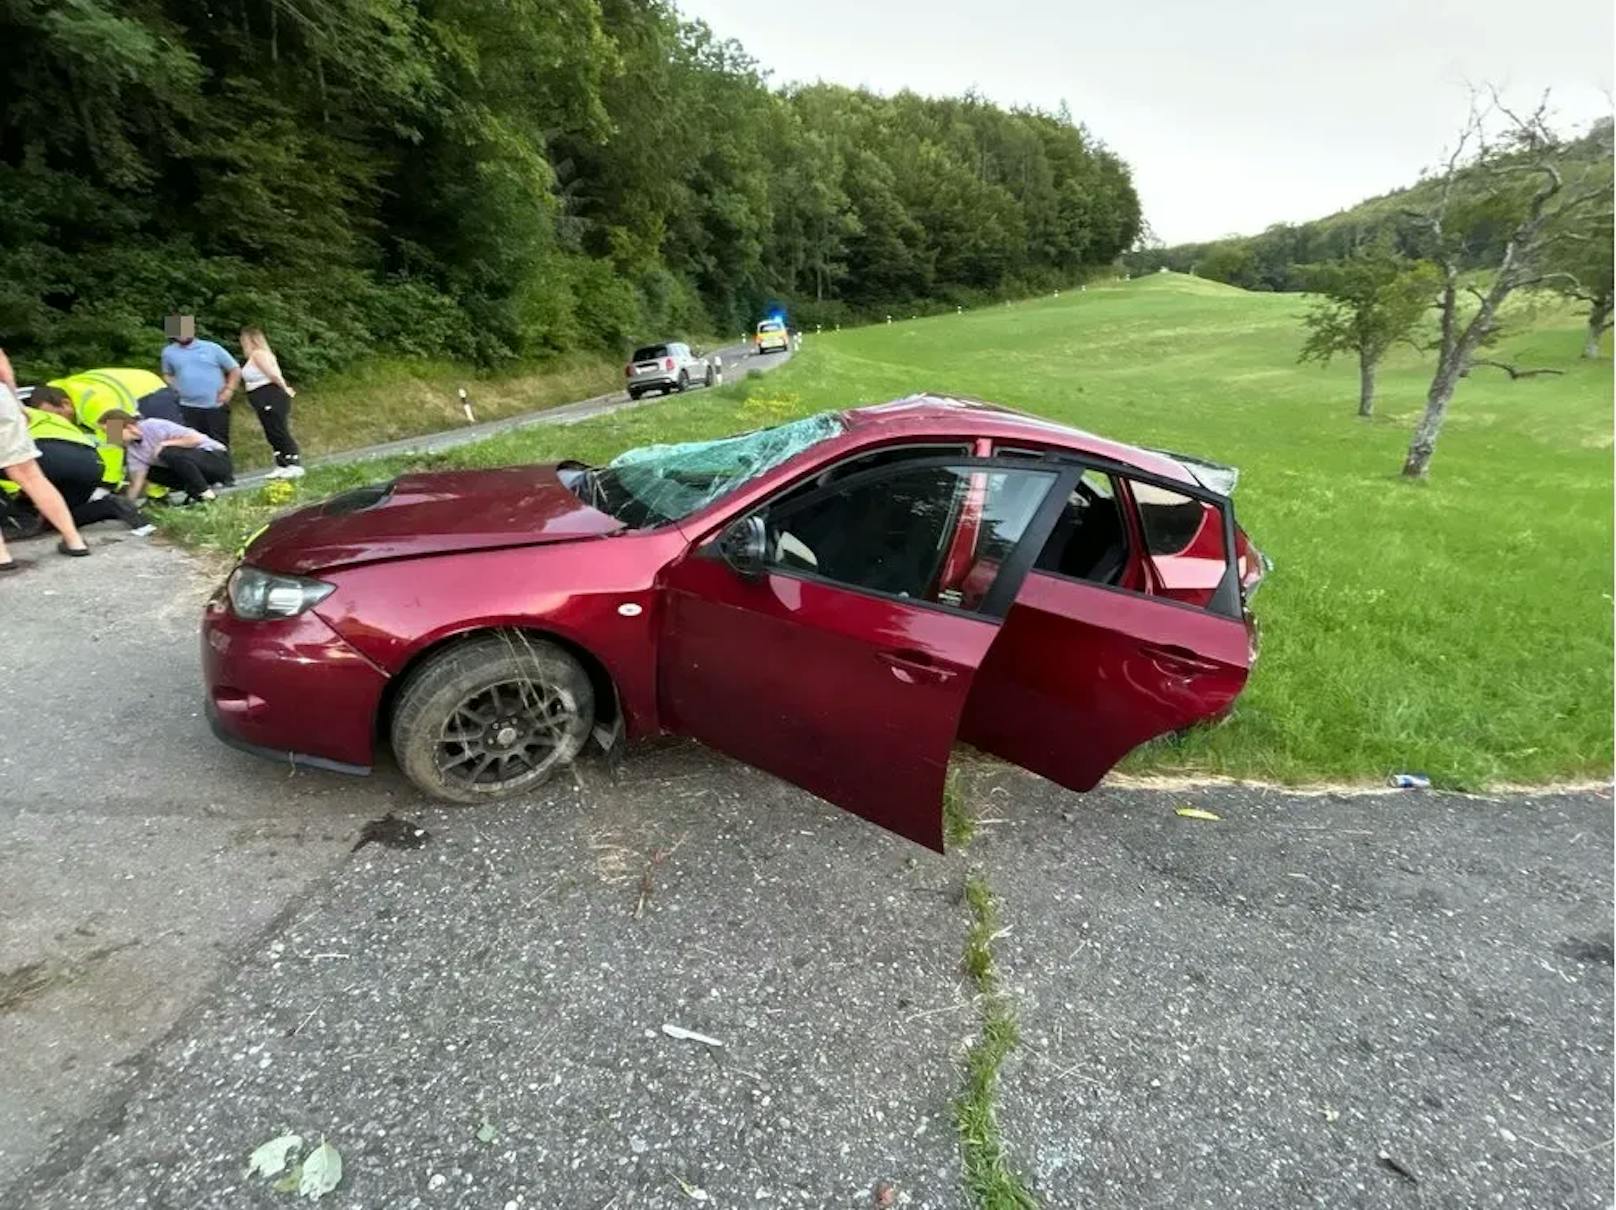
[1399,90,1614,478]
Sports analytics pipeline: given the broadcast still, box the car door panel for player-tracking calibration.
[656,456,1065,850]
[959,570,1251,793]
[659,550,997,851]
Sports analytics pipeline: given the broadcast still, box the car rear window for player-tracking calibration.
[757,322,783,332]
[631,345,669,361]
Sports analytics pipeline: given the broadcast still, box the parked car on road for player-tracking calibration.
[754,319,789,354]
[203,395,1268,851]
[625,342,712,399]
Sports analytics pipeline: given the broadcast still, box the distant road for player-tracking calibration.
[233,340,790,489]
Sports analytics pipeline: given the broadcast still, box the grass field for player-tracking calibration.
[223,354,624,471]
[163,274,1613,787]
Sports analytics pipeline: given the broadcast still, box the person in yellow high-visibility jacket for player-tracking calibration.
[46,368,180,497]
[2,385,151,533]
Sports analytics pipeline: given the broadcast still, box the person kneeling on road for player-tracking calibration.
[19,387,152,533]
[119,416,234,505]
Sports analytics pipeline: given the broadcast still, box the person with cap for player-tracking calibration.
[0,348,91,571]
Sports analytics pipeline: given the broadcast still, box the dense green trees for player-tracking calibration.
[0,0,1140,379]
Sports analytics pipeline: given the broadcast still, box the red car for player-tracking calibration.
[204,395,1268,851]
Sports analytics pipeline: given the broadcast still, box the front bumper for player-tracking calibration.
[202,592,387,773]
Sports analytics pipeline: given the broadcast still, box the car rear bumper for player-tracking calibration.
[202,593,386,772]
[628,375,677,393]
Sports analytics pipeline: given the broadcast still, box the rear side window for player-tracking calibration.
[1133,482,1209,556]
[631,345,669,361]
[1035,469,1129,586]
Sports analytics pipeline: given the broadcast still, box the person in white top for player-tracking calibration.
[0,346,90,571]
[240,326,304,478]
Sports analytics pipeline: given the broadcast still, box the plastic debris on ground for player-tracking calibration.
[1174,806,1222,821]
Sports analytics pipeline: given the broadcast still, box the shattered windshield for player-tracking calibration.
[581,413,845,528]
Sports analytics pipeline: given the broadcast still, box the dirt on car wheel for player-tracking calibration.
[391,634,595,804]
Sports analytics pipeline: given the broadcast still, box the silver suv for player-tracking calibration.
[625,342,714,399]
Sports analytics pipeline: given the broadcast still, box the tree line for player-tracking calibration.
[0,0,1141,380]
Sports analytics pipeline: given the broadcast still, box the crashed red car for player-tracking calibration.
[203,395,1268,850]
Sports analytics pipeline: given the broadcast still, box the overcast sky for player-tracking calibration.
[675,0,1613,244]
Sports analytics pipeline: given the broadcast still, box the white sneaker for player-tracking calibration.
[280,464,306,479]
[263,466,289,480]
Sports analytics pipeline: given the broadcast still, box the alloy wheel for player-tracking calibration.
[434,677,579,790]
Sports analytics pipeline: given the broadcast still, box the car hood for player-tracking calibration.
[245,465,624,574]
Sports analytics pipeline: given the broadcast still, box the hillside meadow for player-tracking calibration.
[165,274,1614,787]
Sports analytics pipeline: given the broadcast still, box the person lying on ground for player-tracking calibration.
[0,349,90,571]
[119,416,234,505]
[18,387,152,534]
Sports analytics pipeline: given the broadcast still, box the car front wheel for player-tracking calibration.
[391,635,595,804]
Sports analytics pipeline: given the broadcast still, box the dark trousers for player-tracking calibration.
[248,384,301,466]
[149,446,234,498]
[10,440,125,526]
[180,404,231,447]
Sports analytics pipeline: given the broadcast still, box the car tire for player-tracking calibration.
[704,366,715,387]
[627,389,640,401]
[391,634,595,805]
[677,370,689,392]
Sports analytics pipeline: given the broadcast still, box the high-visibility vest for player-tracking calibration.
[25,406,98,447]
[50,368,167,432]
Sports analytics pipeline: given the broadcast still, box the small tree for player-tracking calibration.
[1298,247,1438,417]
[1546,205,1614,357]
[1400,92,1614,478]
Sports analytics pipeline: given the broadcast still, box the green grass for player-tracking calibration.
[166,274,1614,786]
[224,354,624,471]
[957,872,1039,1210]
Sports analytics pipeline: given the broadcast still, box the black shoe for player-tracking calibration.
[110,496,156,535]
[1,509,46,540]
[57,540,91,557]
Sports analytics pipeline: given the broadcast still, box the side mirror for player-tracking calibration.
[718,515,767,580]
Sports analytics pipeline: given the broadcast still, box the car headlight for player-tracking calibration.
[227,565,335,620]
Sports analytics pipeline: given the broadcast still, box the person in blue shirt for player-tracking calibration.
[159,314,240,447]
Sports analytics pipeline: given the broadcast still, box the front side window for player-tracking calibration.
[765,463,1055,612]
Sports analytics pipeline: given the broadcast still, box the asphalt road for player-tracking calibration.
[0,533,1609,1208]
[232,341,790,489]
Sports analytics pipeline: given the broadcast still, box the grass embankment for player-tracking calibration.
[223,354,624,471]
[165,274,1614,787]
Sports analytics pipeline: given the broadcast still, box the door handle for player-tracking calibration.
[877,649,959,686]
[1139,642,1223,675]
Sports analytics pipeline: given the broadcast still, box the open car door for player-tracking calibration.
[959,464,1254,793]
[657,456,1064,851]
